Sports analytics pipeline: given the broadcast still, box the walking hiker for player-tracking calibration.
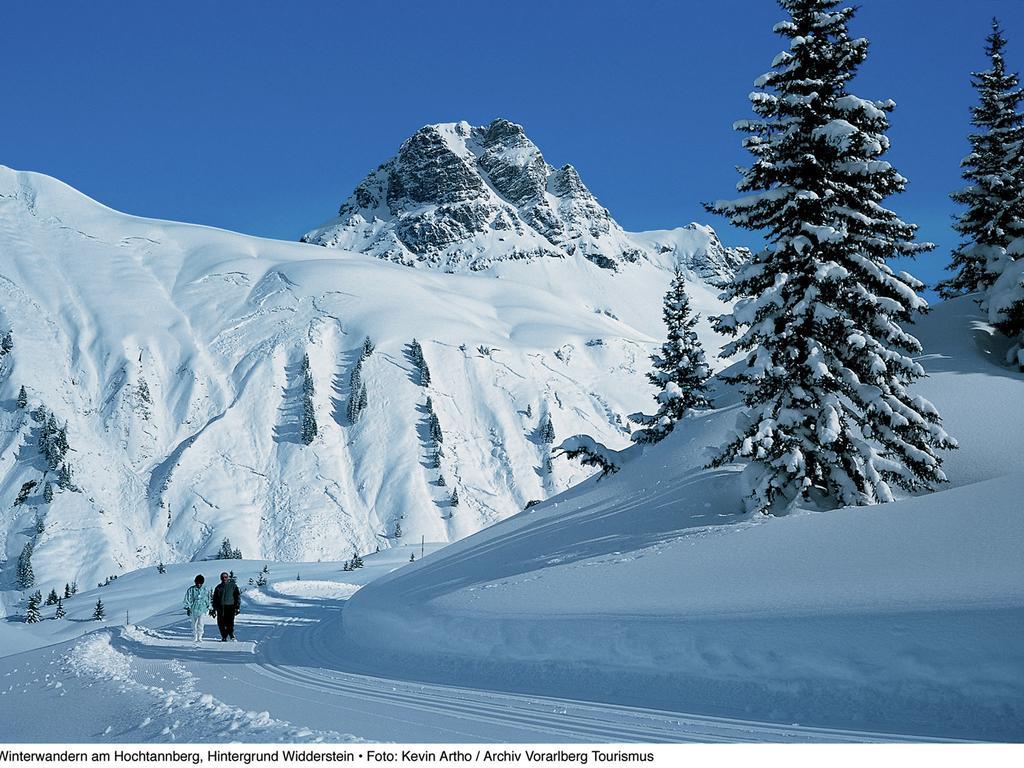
[212,571,241,641]
[182,574,211,643]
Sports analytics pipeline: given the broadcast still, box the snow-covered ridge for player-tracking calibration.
[301,118,748,279]
[0,164,731,602]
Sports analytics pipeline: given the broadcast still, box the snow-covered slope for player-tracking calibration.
[0,164,732,608]
[337,296,1024,741]
[301,118,747,280]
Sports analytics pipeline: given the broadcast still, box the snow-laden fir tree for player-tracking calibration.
[706,0,956,515]
[93,598,105,621]
[57,463,73,490]
[938,20,1024,299]
[631,266,712,443]
[26,593,41,624]
[17,385,27,409]
[157,561,166,574]
[394,521,403,539]
[539,415,555,445]
[348,382,368,424]
[428,411,443,444]
[46,588,59,605]
[991,264,1024,368]
[42,481,53,504]
[449,488,459,507]
[17,542,34,589]
[409,339,431,386]
[1,330,12,355]
[55,598,66,619]
[362,335,375,357]
[64,583,71,599]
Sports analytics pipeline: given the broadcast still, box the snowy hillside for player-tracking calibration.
[301,118,747,280]
[0,164,734,609]
[1,295,1019,743]
[336,296,1024,741]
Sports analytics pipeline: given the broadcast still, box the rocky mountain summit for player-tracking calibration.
[302,118,746,277]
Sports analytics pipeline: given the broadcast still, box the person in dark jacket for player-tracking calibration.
[211,571,240,641]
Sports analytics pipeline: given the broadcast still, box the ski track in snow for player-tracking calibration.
[5,574,960,744]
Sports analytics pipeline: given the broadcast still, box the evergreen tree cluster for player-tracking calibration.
[300,353,317,445]
[408,339,431,386]
[347,339,373,424]
[1,330,12,357]
[631,267,712,444]
[706,0,956,515]
[424,397,444,469]
[217,537,242,560]
[342,551,364,571]
[46,588,59,605]
[38,413,70,472]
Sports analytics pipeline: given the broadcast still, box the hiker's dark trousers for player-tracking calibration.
[216,608,236,639]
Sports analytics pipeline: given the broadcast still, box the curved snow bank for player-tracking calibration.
[340,466,1024,740]
[66,633,360,742]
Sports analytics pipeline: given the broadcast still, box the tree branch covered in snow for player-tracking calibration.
[553,435,619,477]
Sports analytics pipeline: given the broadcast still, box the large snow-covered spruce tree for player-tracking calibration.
[938,19,1024,299]
[631,266,711,444]
[707,0,955,515]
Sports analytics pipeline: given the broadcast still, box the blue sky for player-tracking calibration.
[3,1,1022,292]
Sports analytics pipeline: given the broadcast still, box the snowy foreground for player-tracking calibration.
[1,298,1022,742]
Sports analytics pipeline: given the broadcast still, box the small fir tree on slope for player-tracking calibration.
[706,0,955,515]
[17,542,34,589]
[26,593,41,624]
[93,599,105,621]
[631,266,712,444]
[939,20,1024,300]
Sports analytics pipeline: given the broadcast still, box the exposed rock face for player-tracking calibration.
[301,118,720,272]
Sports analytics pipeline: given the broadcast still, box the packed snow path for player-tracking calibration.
[1,568,957,743]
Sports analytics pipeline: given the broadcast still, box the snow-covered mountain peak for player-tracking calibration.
[301,118,743,275]
[0,162,738,597]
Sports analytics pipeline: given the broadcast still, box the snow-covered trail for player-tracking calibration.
[0,576,958,743]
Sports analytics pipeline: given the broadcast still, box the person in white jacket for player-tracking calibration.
[182,574,212,643]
